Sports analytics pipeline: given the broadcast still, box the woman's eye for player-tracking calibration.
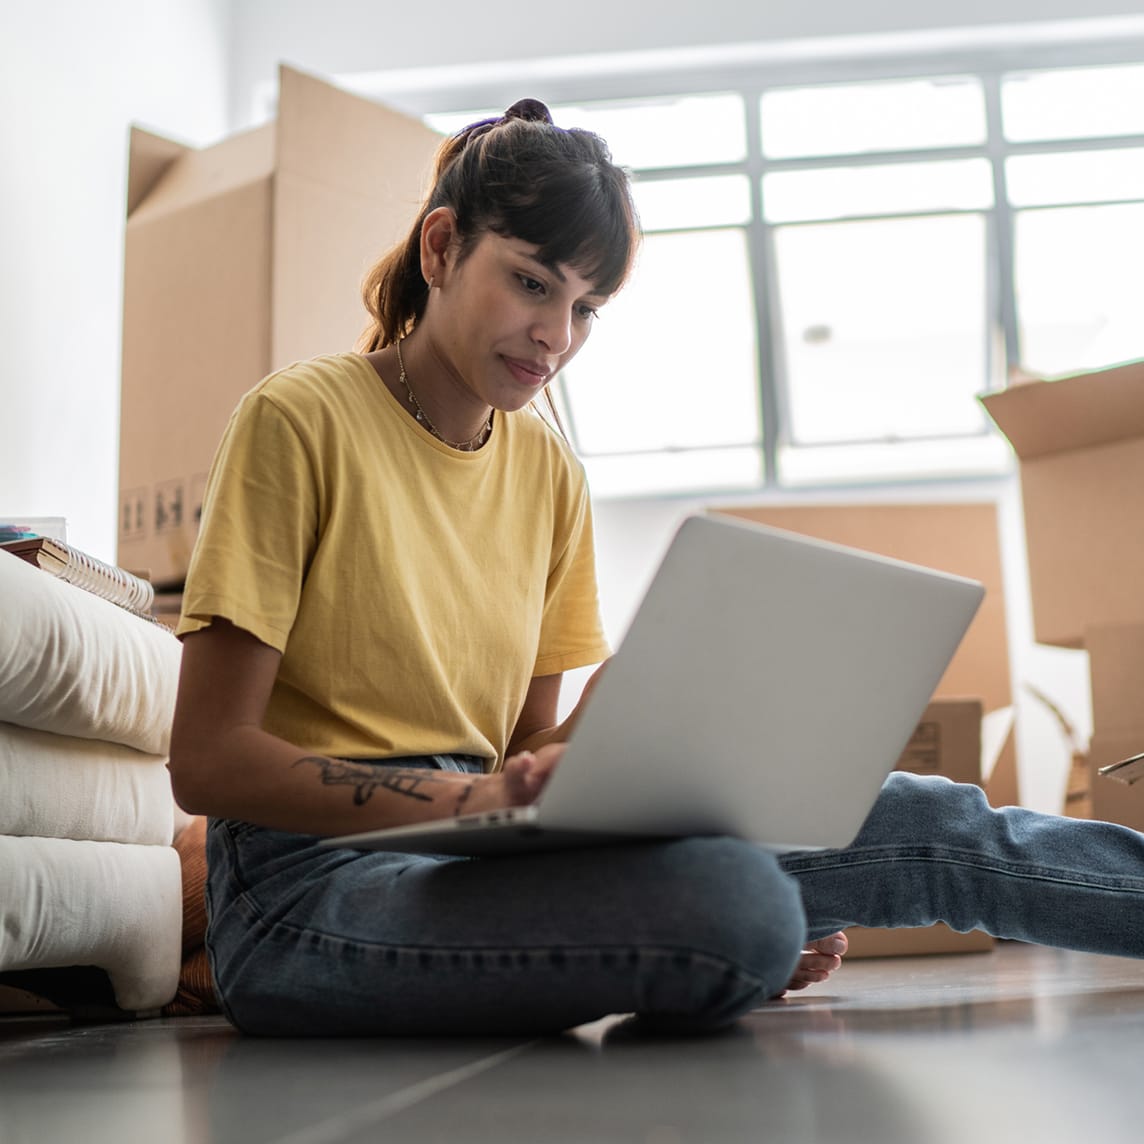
[576,304,599,321]
[518,275,545,295]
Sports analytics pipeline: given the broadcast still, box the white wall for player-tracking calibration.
[0,0,230,560]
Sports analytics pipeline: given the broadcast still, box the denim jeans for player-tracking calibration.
[204,760,1144,1036]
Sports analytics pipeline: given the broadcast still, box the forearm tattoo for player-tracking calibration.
[292,756,449,807]
[453,781,476,817]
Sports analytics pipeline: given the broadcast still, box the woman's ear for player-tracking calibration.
[420,206,458,286]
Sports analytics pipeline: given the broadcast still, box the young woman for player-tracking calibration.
[170,99,1144,1037]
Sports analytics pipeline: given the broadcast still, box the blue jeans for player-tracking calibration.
[204,760,1144,1036]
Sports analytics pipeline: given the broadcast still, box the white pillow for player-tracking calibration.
[0,722,174,845]
[0,552,182,754]
[0,834,182,1011]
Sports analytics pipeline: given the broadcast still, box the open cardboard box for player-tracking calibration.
[1090,734,1144,833]
[712,503,1017,956]
[1086,623,1144,737]
[1084,622,1144,831]
[119,65,441,587]
[980,359,1144,649]
[843,700,1014,959]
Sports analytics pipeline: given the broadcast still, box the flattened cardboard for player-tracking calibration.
[844,924,994,959]
[1086,623,1144,736]
[981,359,1144,648]
[119,65,441,587]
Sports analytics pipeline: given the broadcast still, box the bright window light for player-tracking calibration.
[1006,148,1144,207]
[1015,202,1144,375]
[774,213,989,445]
[632,175,751,231]
[415,51,1144,498]
[547,94,746,170]
[428,94,746,171]
[761,77,986,159]
[1002,65,1144,142]
[559,229,759,455]
[764,159,994,223]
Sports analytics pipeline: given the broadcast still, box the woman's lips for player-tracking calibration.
[504,356,551,388]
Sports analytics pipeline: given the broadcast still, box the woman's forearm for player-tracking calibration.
[169,723,498,836]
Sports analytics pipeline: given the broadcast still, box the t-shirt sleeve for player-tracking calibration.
[533,471,611,676]
[176,390,319,653]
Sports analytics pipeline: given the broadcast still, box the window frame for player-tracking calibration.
[347,33,1144,495]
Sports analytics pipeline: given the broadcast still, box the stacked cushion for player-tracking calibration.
[0,551,185,1012]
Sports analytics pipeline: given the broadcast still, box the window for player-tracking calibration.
[418,47,1144,496]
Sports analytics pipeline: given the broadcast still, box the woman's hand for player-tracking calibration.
[500,742,567,805]
[461,742,567,816]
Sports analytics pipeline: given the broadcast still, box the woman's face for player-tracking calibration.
[424,224,610,414]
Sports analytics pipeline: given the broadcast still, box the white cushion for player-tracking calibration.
[0,551,181,754]
[0,722,174,845]
[0,834,182,1011]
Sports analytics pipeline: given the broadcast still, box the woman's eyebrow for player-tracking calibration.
[519,249,607,298]
[522,252,566,283]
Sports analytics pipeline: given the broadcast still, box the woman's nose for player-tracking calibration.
[531,308,573,355]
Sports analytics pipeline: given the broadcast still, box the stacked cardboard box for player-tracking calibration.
[982,359,1144,832]
[119,65,441,587]
[713,503,1016,957]
[1085,624,1144,828]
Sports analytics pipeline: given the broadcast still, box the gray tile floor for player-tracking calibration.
[3,942,1144,1143]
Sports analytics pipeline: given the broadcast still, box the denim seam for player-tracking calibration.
[782,846,1144,892]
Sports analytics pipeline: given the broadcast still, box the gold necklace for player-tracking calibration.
[395,338,492,451]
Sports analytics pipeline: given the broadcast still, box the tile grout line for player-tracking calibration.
[269,1041,539,1144]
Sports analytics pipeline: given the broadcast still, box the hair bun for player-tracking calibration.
[503,98,553,124]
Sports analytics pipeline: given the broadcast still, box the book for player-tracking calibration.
[1,533,156,621]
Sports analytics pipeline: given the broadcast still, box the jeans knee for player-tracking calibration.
[643,837,807,1022]
[860,771,992,849]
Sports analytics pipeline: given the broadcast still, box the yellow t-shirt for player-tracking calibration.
[177,353,610,768]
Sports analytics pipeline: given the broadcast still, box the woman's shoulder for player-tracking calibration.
[249,353,371,411]
[504,405,589,494]
[225,354,381,443]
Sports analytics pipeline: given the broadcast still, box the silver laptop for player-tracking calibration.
[322,513,983,857]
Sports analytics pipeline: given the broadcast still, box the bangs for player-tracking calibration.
[449,119,641,297]
[485,143,639,296]
[524,175,638,297]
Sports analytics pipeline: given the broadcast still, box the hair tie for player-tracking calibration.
[503,98,553,125]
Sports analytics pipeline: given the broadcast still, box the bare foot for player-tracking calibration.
[772,931,849,998]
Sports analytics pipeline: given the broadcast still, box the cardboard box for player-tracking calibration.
[151,590,184,633]
[1089,733,1144,833]
[1086,623,1144,736]
[898,698,983,784]
[843,698,1012,958]
[119,65,441,587]
[980,359,1144,649]
[843,924,994,959]
[897,699,1017,806]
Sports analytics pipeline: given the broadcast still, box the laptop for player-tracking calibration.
[321,513,983,857]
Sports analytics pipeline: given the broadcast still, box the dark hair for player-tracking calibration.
[358,98,640,352]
